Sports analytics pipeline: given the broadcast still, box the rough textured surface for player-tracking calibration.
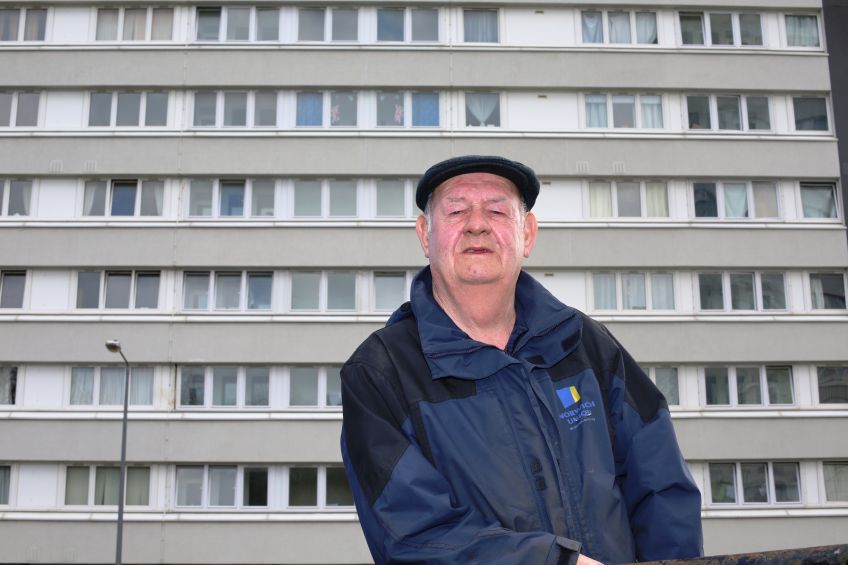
[640,544,848,565]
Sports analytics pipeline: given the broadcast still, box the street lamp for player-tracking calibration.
[105,339,129,565]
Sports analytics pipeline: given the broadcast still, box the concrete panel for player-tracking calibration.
[0,49,830,91]
[0,320,846,364]
[703,516,848,556]
[674,417,848,460]
[1,225,846,269]
[0,137,839,179]
[0,520,371,564]
[0,420,343,463]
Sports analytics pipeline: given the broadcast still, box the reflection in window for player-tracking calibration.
[800,183,837,218]
[793,97,828,131]
[817,367,848,404]
[823,463,848,501]
[810,273,846,309]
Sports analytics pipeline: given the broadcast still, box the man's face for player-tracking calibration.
[416,172,538,290]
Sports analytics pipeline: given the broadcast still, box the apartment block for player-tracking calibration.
[0,0,846,562]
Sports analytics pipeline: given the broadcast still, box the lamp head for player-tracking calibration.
[105,339,122,353]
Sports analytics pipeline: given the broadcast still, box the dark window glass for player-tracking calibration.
[196,7,221,40]
[76,271,101,308]
[110,181,137,216]
[818,367,848,403]
[0,272,25,308]
[793,97,828,131]
[746,97,770,130]
[377,8,404,41]
[694,182,718,217]
[244,468,268,506]
[698,273,724,310]
[289,467,317,506]
[687,95,711,129]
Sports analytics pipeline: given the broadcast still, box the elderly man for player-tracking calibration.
[341,156,703,564]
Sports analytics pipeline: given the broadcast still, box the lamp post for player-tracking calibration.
[105,339,129,565]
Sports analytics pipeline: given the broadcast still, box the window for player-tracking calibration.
[64,465,150,506]
[0,8,46,41]
[330,91,356,126]
[331,8,357,41]
[87,91,168,127]
[785,15,819,47]
[817,367,848,404]
[463,9,497,42]
[0,92,39,127]
[0,465,9,504]
[70,366,154,406]
[290,271,356,312]
[182,271,272,311]
[192,91,278,128]
[96,7,172,41]
[374,272,408,311]
[703,366,794,406]
[376,91,439,128]
[175,465,268,508]
[0,179,32,216]
[686,95,771,131]
[693,181,779,219]
[288,465,353,508]
[581,10,657,45]
[800,183,837,219]
[810,273,846,310]
[679,12,762,47]
[584,94,663,129]
[592,272,674,311]
[0,271,25,308]
[650,367,679,405]
[83,179,164,216]
[823,462,848,501]
[377,7,438,42]
[289,366,342,408]
[298,8,324,40]
[75,270,160,309]
[0,366,16,405]
[465,93,499,127]
[292,179,358,218]
[793,97,828,131]
[375,179,411,218]
[187,179,274,218]
[708,462,800,505]
[587,180,668,218]
[196,7,269,41]
[698,272,786,311]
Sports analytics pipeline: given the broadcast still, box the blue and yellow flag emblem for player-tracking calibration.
[556,385,581,409]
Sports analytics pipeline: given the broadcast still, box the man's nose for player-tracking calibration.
[464,206,490,233]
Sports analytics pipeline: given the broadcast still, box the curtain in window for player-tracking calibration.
[99,367,125,405]
[8,181,31,216]
[824,463,848,501]
[151,8,173,40]
[608,12,630,43]
[801,184,836,218]
[588,182,611,217]
[635,12,657,44]
[0,466,9,504]
[96,9,119,40]
[64,467,89,505]
[130,368,154,405]
[723,183,749,218]
[640,96,663,128]
[140,181,164,216]
[593,273,616,309]
[581,11,602,43]
[126,467,150,505]
[651,273,674,309]
[766,367,793,404]
[810,276,826,309]
[786,15,819,47]
[296,93,322,126]
[465,93,498,126]
[585,95,607,127]
[123,9,146,40]
[464,10,497,42]
[83,181,107,216]
[752,182,778,218]
[70,367,94,404]
[23,9,46,41]
[654,368,678,405]
[645,182,668,216]
[0,367,15,405]
[622,273,646,310]
[209,466,236,506]
[94,467,120,505]
[0,10,19,41]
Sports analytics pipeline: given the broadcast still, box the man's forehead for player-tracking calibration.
[433,172,521,201]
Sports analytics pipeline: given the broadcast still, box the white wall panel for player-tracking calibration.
[503,8,573,46]
[29,271,72,311]
[16,464,59,509]
[535,180,582,221]
[528,270,586,310]
[34,179,77,218]
[20,366,64,408]
[43,92,84,129]
[50,7,91,43]
[507,92,576,131]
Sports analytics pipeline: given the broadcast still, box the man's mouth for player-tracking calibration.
[463,247,492,254]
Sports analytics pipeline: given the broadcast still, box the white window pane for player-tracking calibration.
[740,14,762,46]
[332,8,357,41]
[89,92,112,126]
[593,273,616,309]
[291,272,320,310]
[196,7,221,40]
[151,8,173,40]
[290,367,318,406]
[215,272,241,309]
[729,272,755,310]
[680,13,704,45]
[645,182,668,217]
[126,467,150,505]
[183,272,210,310]
[464,10,497,42]
[254,92,277,126]
[189,180,213,216]
[193,92,217,126]
[651,273,675,309]
[243,467,268,506]
[104,271,131,308]
[327,272,355,310]
[736,367,762,404]
[325,467,354,506]
[585,95,607,128]
[176,466,203,506]
[635,12,657,44]
[294,180,321,216]
[581,11,602,43]
[705,367,730,405]
[122,9,146,41]
[723,182,748,218]
[245,367,270,406]
[465,93,499,127]
[256,8,279,41]
[247,272,272,310]
[766,366,794,405]
[223,92,247,126]
[616,182,640,216]
[76,271,101,309]
[376,180,405,217]
[326,367,342,406]
[717,96,741,130]
[288,467,317,506]
[330,91,357,126]
[752,181,777,217]
[588,182,612,217]
[621,273,646,310]
[251,180,275,216]
[800,183,837,218]
[219,181,245,216]
[375,272,406,311]
[746,96,770,130]
[640,95,663,128]
[612,95,635,128]
[226,7,249,41]
[212,367,237,406]
[130,367,154,405]
[786,15,819,47]
[145,92,168,126]
[298,8,324,41]
[740,463,768,503]
[65,467,90,505]
[411,8,438,41]
[654,368,679,405]
[377,8,404,41]
[96,9,118,40]
[709,462,736,503]
[180,366,205,406]
[608,12,631,43]
[140,180,164,216]
[761,272,786,310]
[70,367,94,405]
[99,367,125,405]
[710,13,733,45]
[823,463,848,501]
[329,180,356,216]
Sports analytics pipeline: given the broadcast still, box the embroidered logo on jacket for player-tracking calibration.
[556,385,596,430]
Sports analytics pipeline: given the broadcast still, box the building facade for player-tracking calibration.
[0,0,846,562]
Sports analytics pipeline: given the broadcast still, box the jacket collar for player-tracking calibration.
[399,267,582,380]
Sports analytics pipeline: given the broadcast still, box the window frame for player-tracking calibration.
[678,10,764,48]
[174,464,271,509]
[0,91,41,128]
[464,91,501,128]
[375,91,441,129]
[783,13,823,50]
[584,179,669,218]
[371,271,412,312]
[700,365,795,408]
[181,270,274,312]
[86,91,169,128]
[74,269,161,310]
[798,182,840,221]
[286,465,354,509]
[81,178,166,217]
[68,365,156,407]
[0,178,34,216]
[63,464,152,507]
[707,461,802,506]
[0,464,14,506]
[820,461,848,503]
[0,7,48,42]
[194,6,279,42]
[590,271,676,312]
[286,366,343,409]
[684,94,773,133]
[790,95,831,133]
[94,6,173,42]
[647,366,681,407]
[192,91,279,129]
[580,9,659,46]
[0,270,26,308]
[807,272,847,312]
[288,270,358,313]
[178,365,274,409]
[376,7,439,43]
[696,271,788,313]
[290,179,359,219]
[582,93,665,130]
[690,180,781,220]
[373,178,415,219]
[461,8,499,43]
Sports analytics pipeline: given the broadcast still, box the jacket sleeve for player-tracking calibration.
[340,358,581,565]
[608,341,704,561]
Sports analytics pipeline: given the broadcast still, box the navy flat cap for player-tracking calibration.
[415,155,540,211]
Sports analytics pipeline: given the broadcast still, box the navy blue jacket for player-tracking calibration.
[341,268,703,564]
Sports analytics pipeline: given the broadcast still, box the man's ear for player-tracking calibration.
[415,214,430,258]
[522,212,538,258]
